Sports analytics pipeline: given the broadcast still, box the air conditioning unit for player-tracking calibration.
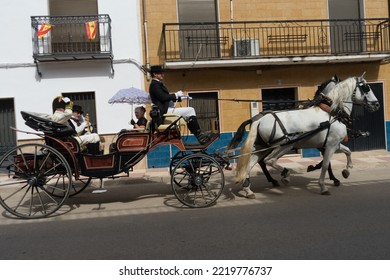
[233,39,260,57]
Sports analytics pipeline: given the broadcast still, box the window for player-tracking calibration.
[261,88,296,111]
[49,0,98,16]
[177,0,220,59]
[328,0,364,53]
[49,0,100,54]
[62,92,98,133]
[188,92,219,133]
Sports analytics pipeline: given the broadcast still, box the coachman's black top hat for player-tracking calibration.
[72,105,83,114]
[149,65,165,74]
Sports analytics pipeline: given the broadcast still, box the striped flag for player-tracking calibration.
[37,23,53,38]
[85,20,98,40]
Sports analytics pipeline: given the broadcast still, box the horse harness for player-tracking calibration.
[255,92,352,148]
[254,110,333,148]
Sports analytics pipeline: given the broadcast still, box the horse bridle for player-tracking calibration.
[352,77,371,104]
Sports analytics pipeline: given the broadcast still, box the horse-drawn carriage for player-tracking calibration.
[0,110,229,219]
[0,74,380,219]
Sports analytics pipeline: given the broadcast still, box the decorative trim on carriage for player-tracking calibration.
[58,137,80,153]
[116,134,150,152]
[83,154,115,169]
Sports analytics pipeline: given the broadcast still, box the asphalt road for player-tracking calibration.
[0,163,389,260]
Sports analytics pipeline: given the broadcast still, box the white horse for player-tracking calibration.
[234,75,379,196]
[228,75,351,187]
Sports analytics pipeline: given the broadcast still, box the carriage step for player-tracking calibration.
[92,189,107,194]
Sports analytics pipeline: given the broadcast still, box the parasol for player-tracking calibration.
[108,87,151,105]
[109,87,151,125]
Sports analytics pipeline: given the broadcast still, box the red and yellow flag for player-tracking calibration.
[85,20,98,40]
[37,23,53,38]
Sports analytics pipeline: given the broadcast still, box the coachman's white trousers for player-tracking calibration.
[167,106,196,119]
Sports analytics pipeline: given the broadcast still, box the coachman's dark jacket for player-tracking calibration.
[149,79,179,115]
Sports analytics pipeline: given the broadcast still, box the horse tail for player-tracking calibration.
[226,118,253,150]
[234,118,260,183]
[227,113,265,150]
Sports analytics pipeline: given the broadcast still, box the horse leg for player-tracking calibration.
[327,161,340,186]
[318,147,338,195]
[307,148,340,186]
[307,160,323,172]
[339,143,353,179]
[240,151,262,199]
[258,158,280,187]
[263,145,293,184]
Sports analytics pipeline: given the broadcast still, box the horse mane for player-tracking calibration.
[314,78,333,99]
[313,75,340,99]
[326,77,355,111]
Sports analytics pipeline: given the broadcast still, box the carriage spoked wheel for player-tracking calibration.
[169,151,192,175]
[171,153,225,208]
[51,175,91,198]
[0,143,72,219]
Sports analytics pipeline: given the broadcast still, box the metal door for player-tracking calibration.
[0,98,16,156]
[188,92,219,132]
[345,82,385,151]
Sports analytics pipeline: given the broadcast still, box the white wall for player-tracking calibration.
[0,0,145,140]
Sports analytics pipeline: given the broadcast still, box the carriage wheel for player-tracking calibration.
[169,151,191,175]
[171,153,224,208]
[69,176,91,197]
[0,143,72,219]
[50,175,91,197]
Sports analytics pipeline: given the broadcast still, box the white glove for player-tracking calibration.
[175,90,184,99]
[62,97,71,103]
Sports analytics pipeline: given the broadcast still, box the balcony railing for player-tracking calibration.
[31,14,112,62]
[162,18,390,63]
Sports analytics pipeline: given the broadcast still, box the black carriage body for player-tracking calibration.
[0,111,224,220]
[45,131,151,178]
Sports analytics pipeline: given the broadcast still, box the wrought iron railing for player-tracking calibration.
[31,14,112,61]
[162,18,390,61]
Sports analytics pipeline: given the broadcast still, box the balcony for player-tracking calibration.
[31,14,113,74]
[162,18,390,69]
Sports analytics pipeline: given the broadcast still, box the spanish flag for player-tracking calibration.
[85,20,98,40]
[37,23,53,38]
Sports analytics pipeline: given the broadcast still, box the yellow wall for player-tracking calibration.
[141,0,390,131]
[219,0,328,21]
[162,61,387,132]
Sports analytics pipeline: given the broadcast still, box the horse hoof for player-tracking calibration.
[307,165,315,172]
[342,169,350,179]
[246,194,256,199]
[281,178,290,185]
[321,191,331,195]
[333,180,340,187]
[272,181,280,187]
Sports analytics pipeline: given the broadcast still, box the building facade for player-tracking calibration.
[2,0,390,170]
[0,0,147,167]
[142,0,390,167]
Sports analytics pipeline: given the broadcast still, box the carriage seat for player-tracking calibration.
[157,114,186,131]
[21,111,74,137]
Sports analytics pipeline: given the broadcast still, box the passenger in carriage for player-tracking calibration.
[50,97,101,153]
[69,105,94,136]
[148,65,216,144]
[130,106,148,130]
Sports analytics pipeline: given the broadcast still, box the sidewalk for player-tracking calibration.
[127,149,390,181]
[277,149,390,172]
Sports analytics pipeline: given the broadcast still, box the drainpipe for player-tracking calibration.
[141,0,150,79]
[230,0,234,41]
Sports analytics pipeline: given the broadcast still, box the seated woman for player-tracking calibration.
[51,97,101,153]
[130,106,147,130]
